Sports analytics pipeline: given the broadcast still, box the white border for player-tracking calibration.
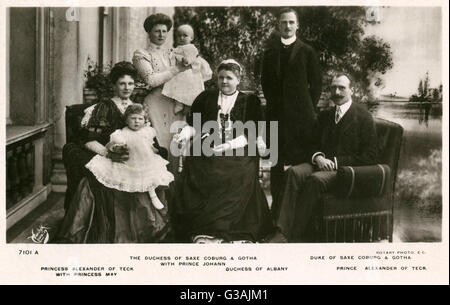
[0,0,448,285]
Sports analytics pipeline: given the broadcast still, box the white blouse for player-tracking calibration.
[218,91,239,115]
[217,91,247,149]
[132,43,178,90]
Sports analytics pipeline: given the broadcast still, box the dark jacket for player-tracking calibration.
[310,102,378,167]
[261,34,322,165]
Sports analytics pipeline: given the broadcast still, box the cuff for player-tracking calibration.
[256,136,266,145]
[170,66,180,75]
[227,135,248,149]
[85,141,108,156]
[179,125,196,140]
[312,152,325,165]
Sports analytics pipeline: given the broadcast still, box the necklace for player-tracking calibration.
[217,91,238,143]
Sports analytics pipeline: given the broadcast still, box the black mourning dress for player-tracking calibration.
[172,90,274,242]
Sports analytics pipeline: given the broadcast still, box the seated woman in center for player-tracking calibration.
[172,59,274,243]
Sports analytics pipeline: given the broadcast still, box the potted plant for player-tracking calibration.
[83,57,149,104]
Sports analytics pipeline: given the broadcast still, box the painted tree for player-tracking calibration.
[174,6,393,102]
[411,72,441,104]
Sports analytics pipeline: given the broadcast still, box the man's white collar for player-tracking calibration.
[281,35,297,46]
[335,99,352,116]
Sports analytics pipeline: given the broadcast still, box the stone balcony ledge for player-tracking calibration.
[6,123,52,146]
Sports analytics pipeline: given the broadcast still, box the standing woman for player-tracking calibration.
[133,13,189,172]
[172,60,274,243]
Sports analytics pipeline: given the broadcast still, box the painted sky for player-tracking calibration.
[364,7,442,97]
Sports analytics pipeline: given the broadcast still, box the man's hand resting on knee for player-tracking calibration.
[314,155,336,171]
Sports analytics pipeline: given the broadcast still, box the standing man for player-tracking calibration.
[269,73,378,242]
[261,8,322,220]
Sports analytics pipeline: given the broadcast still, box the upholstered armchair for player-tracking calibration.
[63,104,92,209]
[65,104,91,144]
[316,118,403,242]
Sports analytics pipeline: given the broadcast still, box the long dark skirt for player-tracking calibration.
[62,143,95,210]
[57,174,170,243]
[172,155,274,242]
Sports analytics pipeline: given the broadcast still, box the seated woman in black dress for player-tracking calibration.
[63,62,136,209]
[57,61,169,243]
[171,59,274,243]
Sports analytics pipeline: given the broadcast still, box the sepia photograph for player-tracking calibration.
[1,0,448,285]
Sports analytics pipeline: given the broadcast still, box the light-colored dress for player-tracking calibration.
[132,43,185,153]
[162,44,213,107]
[85,126,174,192]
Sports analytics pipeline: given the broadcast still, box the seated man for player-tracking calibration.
[269,73,378,242]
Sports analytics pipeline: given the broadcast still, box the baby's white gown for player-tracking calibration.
[162,44,212,107]
[85,126,174,192]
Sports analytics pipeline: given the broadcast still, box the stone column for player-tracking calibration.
[51,7,100,192]
[5,8,11,125]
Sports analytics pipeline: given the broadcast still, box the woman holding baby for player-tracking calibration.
[133,14,212,174]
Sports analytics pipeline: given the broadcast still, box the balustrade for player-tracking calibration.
[6,138,36,211]
[6,123,51,229]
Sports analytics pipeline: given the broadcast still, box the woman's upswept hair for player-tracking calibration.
[217,59,243,79]
[144,13,173,33]
[109,61,137,84]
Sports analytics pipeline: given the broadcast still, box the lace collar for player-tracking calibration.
[111,96,133,114]
[148,42,167,52]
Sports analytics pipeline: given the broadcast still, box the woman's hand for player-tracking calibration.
[175,58,190,73]
[107,151,129,163]
[110,143,128,154]
[212,142,232,154]
[107,144,129,163]
[256,137,267,156]
[172,133,186,145]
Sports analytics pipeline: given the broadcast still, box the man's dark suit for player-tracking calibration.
[261,34,322,218]
[276,101,378,241]
[310,101,378,167]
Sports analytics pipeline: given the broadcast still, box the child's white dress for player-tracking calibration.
[85,126,174,192]
[162,44,212,107]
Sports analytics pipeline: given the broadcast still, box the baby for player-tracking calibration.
[162,24,213,114]
[85,104,174,210]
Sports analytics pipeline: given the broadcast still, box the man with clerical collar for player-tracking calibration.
[268,73,378,242]
[261,8,322,221]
